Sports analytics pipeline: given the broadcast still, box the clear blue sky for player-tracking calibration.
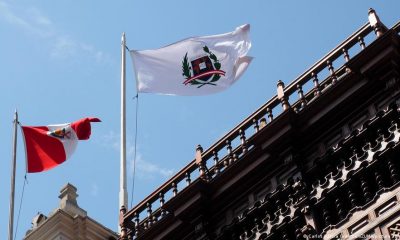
[1,1,399,239]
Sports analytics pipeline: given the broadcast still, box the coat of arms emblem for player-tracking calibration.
[182,46,225,88]
[48,127,71,139]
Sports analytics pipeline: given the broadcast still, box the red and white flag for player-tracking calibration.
[21,117,101,173]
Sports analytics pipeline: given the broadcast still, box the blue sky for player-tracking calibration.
[1,1,399,239]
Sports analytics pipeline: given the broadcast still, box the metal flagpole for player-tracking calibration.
[8,110,18,240]
[119,32,128,229]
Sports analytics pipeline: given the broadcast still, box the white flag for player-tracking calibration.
[130,24,252,96]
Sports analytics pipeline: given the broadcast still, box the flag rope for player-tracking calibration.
[14,174,28,240]
[130,93,139,208]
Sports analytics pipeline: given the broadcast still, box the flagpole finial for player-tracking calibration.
[13,109,18,123]
[121,32,126,44]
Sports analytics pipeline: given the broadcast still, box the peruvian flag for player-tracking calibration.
[21,117,101,173]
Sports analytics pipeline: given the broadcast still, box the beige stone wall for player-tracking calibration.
[24,183,117,240]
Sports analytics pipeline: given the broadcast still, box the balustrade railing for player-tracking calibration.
[123,9,395,238]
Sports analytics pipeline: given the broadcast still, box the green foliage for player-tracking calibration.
[210,75,220,82]
[182,53,191,78]
[209,53,217,61]
[190,80,201,85]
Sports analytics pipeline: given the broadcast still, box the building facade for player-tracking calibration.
[120,9,400,240]
[24,183,118,240]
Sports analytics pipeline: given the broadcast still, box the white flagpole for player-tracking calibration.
[120,32,128,218]
[8,110,18,240]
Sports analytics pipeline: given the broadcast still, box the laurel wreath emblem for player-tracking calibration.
[182,46,223,88]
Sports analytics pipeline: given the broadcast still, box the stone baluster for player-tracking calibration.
[172,182,178,197]
[239,129,248,154]
[360,177,372,203]
[388,159,399,184]
[267,108,274,122]
[282,231,290,240]
[275,196,282,216]
[226,140,235,165]
[327,60,337,84]
[377,128,384,141]
[358,36,366,50]
[277,80,290,110]
[348,187,357,209]
[213,150,220,176]
[253,118,259,133]
[146,202,153,227]
[134,212,140,236]
[343,48,352,73]
[293,106,299,113]
[368,8,384,37]
[259,117,267,128]
[159,192,166,217]
[335,197,346,220]
[143,221,148,230]
[223,155,229,168]
[375,170,384,190]
[323,206,332,227]
[293,179,306,201]
[343,48,350,62]
[312,72,321,97]
[350,146,358,159]
[185,172,191,186]
[254,217,262,231]
[297,84,307,109]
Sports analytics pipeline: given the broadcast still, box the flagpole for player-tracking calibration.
[8,110,18,240]
[120,32,128,224]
